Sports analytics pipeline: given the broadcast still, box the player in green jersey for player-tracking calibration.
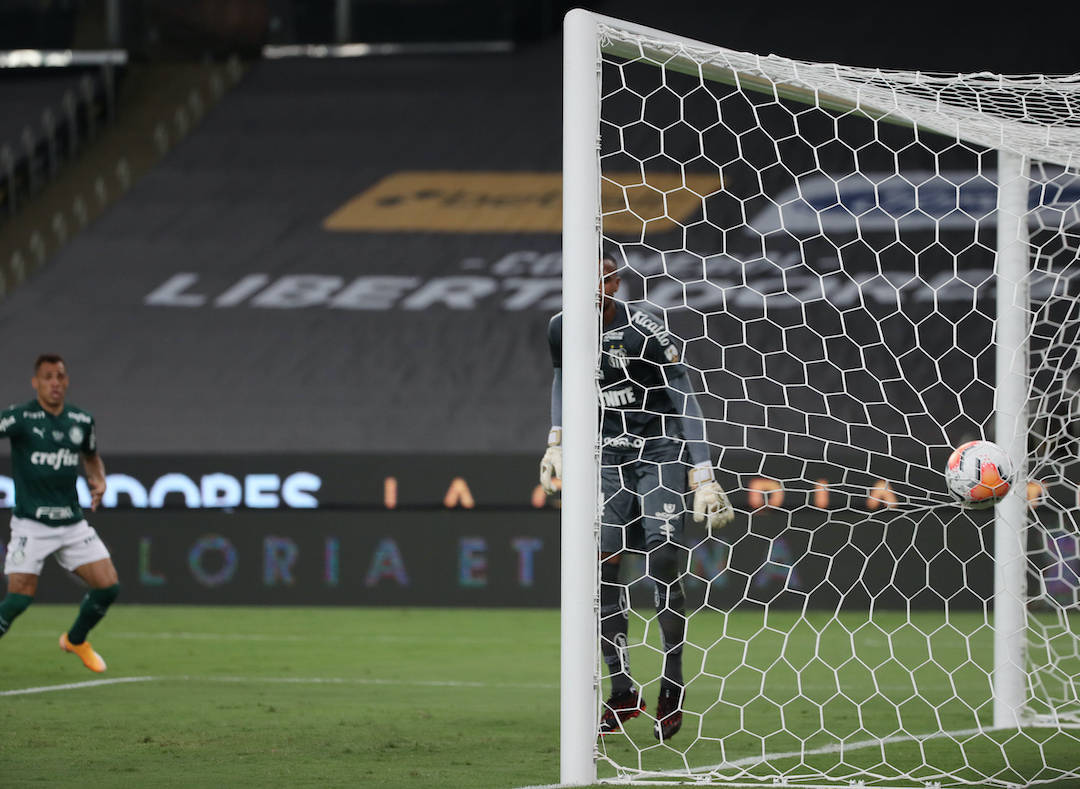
[0,354,119,672]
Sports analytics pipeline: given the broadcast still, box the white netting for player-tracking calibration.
[585,19,1080,788]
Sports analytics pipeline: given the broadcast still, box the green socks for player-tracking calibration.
[66,584,120,645]
[0,593,33,638]
[1,585,119,643]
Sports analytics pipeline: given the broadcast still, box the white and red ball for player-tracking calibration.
[945,440,1013,509]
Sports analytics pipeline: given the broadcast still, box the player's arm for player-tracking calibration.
[540,317,563,494]
[82,452,106,512]
[662,355,735,531]
[0,405,22,440]
[80,419,106,511]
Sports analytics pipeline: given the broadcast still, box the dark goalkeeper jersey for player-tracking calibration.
[548,301,707,463]
[0,399,97,526]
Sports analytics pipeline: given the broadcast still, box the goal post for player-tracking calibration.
[560,8,601,785]
[561,8,1080,787]
[992,150,1031,730]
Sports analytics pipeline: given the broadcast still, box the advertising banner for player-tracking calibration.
[1,453,1077,609]
[0,454,547,511]
[0,506,1031,611]
[15,510,560,607]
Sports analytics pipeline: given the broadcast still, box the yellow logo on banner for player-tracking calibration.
[322,171,722,234]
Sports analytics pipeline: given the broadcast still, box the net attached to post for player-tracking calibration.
[580,15,1080,788]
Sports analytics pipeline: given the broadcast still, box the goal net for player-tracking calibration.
[560,10,1080,788]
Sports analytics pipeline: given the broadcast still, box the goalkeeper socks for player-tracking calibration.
[66,584,119,645]
[656,580,686,691]
[650,544,687,691]
[600,562,633,695]
[0,593,33,638]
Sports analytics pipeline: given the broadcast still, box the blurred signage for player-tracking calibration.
[15,510,561,606]
[322,171,721,234]
[1,461,1071,609]
[139,245,1069,314]
[0,453,1070,513]
[0,508,1019,610]
[0,454,550,511]
[749,170,1080,235]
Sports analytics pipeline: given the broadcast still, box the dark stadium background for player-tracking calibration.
[0,0,1076,607]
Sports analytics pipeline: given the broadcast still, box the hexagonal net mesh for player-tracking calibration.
[580,18,1080,789]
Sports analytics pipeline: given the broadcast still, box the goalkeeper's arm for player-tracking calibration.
[539,369,563,494]
[666,363,735,531]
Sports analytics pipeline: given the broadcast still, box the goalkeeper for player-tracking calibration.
[540,257,734,742]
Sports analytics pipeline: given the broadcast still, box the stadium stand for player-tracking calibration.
[0,0,1074,458]
[0,67,117,218]
[0,49,562,455]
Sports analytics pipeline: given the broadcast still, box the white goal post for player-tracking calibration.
[562,8,1080,787]
[993,150,1030,731]
[560,9,602,782]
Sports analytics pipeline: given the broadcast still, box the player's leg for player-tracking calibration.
[600,462,634,695]
[598,461,645,734]
[600,553,632,693]
[68,557,120,643]
[56,522,118,672]
[0,574,37,639]
[1,517,56,639]
[639,459,691,741]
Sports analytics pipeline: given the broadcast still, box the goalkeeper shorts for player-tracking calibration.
[600,458,687,553]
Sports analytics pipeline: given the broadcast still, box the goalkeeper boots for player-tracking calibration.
[59,632,107,673]
[599,689,646,735]
[653,686,684,741]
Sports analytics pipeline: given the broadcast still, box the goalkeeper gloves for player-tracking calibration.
[539,427,562,495]
[689,462,734,533]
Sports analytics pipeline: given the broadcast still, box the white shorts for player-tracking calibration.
[3,516,111,576]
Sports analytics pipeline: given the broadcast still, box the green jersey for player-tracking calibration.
[0,398,97,526]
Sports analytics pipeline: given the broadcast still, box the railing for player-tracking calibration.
[0,66,117,220]
[0,56,245,301]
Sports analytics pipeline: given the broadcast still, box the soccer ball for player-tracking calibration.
[944,440,1013,509]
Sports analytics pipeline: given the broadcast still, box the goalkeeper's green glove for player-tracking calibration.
[539,427,562,495]
[689,462,734,533]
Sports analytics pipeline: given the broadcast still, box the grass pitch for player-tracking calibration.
[1,605,1079,788]
[1,605,560,789]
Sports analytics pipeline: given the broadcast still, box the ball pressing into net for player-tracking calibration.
[945,440,1013,508]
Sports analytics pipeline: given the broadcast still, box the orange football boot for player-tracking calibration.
[59,632,107,673]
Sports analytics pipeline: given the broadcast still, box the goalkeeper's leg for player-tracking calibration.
[598,464,646,734]
[647,541,689,741]
[598,553,646,733]
[641,460,691,740]
[648,542,688,692]
[600,463,636,694]
[600,556,633,694]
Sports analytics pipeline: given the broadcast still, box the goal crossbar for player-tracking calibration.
[592,12,1080,169]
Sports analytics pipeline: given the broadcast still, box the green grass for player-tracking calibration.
[1,605,1079,788]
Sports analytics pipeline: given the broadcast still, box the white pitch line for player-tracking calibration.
[21,629,522,644]
[510,721,1080,789]
[21,629,309,642]
[1,674,557,698]
[570,729,985,788]
[0,676,156,696]
[694,724,1018,774]
[180,675,558,690]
